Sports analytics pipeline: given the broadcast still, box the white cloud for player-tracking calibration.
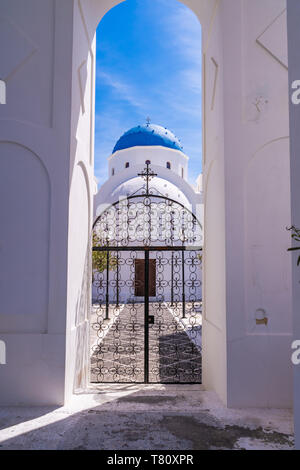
[97,69,149,111]
[180,68,202,94]
[162,2,202,90]
[94,0,203,186]
[165,4,201,45]
[94,110,137,188]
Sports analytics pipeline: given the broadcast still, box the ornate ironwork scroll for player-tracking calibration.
[91,165,203,384]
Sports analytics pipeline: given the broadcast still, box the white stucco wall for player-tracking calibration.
[222,0,292,407]
[108,146,189,180]
[0,0,74,405]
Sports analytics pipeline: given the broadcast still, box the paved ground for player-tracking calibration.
[91,302,202,383]
[0,386,294,450]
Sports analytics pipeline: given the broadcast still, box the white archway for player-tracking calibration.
[0,0,292,415]
[68,0,292,409]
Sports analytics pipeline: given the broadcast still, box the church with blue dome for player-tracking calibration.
[92,123,204,383]
[95,122,203,219]
[112,123,184,154]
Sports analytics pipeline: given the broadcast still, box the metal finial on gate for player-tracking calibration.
[138,160,157,195]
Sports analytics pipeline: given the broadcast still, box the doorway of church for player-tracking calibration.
[90,165,203,384]
[134,258,156,297]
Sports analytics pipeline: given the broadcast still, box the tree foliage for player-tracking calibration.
[92,232,117,274]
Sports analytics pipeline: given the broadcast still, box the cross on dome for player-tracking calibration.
[138,161,157,195]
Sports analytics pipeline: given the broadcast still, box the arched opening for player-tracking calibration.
[67,0,231,410]
[91,0,203,388]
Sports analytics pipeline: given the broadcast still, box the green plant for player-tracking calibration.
[92,232,117,278]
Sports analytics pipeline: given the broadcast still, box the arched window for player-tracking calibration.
[181,167,184,178]
[166,162,171,169]
[125,162,129,168]
[112,168,115,176]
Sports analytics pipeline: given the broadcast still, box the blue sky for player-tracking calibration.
[94,0,202,187]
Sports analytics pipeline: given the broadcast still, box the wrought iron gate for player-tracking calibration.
[91,163,203,384]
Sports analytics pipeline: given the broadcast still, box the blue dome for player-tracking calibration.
[112,124,183,154]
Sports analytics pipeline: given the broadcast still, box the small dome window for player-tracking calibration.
[181,167,184,178]
[166,162,171,170]
[112,168,115,176]
[125,162,129,168]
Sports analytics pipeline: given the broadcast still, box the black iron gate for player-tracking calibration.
[91,163,203,384]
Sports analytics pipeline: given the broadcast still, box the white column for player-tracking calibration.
[0,0,74,404]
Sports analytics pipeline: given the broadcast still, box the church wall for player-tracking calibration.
[222,0,292,407]
[64,0,118,400]
[188,0,228,404]
[0,0,74,404]
[186,0,292,408]
[95,163,203,221]
[108,146,189,180]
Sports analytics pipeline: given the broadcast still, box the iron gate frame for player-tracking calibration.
[91,162,203,384]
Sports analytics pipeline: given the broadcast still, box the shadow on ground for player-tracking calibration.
[0,387,294,450]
